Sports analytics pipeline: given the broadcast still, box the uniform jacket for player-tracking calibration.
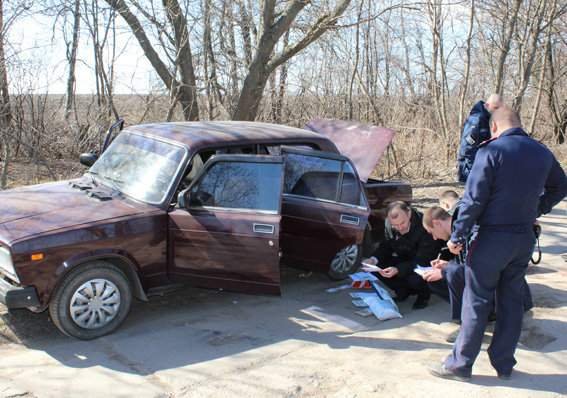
[457,101,492,183]
[375,209,445,278]
[452,128,567,244]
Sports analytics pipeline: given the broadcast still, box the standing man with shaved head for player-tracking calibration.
[457,94,503,183]
[431,107,567,381]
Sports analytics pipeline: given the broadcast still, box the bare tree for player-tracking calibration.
[492,0,522,95]
[232,0,353,121]
[104,0,199,120]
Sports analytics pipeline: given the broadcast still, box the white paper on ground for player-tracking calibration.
[326,284,351,293]
[355,308,373,317]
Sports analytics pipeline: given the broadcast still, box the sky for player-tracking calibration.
[8,11,157,95]
[6,2,475,96]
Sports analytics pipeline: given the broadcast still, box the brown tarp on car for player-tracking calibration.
[304,118,395,182]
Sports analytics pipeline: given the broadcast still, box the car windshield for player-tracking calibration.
[89,132,186,204]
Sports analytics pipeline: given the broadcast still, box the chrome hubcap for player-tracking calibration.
[70,279,121,329]
[330,245,359,273]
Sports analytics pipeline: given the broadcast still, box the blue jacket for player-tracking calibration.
[457,101,492,183]
[451,128,567,243]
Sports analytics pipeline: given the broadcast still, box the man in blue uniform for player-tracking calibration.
[457,95,503,183]
[431,107,567,381]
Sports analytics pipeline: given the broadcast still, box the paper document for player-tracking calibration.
[361,262,381,272]
[414,265,433,276]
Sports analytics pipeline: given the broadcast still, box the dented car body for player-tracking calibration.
[0,120,411,339]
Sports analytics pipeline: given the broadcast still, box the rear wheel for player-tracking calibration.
[328,244,361,280]
[49,261,132,340]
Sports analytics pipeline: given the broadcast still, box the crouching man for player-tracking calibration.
[421,206,534,329]
[368,201,444,309]
[421,206,467,323]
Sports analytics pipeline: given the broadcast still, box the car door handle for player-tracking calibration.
[253,223,275,234]
[340,214,360,226]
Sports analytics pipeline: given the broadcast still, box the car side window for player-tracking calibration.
[189,161,281,212]
[284,153,362,206]
[339,162,362,206]
[284,153,341,202]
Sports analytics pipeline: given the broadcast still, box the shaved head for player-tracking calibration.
[490,106,522,137]
[485,94,504,113]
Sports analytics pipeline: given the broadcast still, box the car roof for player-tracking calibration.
[126,121,338,153]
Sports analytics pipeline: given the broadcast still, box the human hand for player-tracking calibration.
[447,241,463,255]
[379,267,399,278]
[430,259,449,270]
[423,268,443,282]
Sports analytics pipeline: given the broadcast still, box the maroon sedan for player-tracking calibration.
[0,120,410,339]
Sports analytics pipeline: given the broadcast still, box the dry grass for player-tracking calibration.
[1,94,565,189]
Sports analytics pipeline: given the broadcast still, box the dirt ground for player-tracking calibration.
[0,191,565,398]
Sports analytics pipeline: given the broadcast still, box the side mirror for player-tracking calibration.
[80,152,98,167]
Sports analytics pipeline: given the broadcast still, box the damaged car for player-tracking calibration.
[0,120,411,339]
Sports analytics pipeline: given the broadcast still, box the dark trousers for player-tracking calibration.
[377,272,431,299]
[445,230,534,377]
[433,261,533,323]
[426,261,464,321]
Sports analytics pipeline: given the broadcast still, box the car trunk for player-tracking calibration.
[304,118,394,183]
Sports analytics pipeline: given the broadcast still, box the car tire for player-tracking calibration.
[49,261,132,340]
[328,244,362,280]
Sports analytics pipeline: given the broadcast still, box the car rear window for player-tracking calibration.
[284,153,341,202]
[284,153,362,206]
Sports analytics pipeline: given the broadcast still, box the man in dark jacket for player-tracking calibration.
[431,107,567,381]
[457,95,503,183]
[371,201,445,309]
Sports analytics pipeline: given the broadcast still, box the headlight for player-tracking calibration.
[0,246,20,283]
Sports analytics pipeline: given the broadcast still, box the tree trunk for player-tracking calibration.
[0,0,11,189]
[163,0,199,121]
[65,0,81,121]
[494,0,522,95]
[458,0,475,128]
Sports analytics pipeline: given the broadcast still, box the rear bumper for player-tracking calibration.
[0,278,40,309]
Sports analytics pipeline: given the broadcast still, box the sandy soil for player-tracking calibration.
[0,195,565,398]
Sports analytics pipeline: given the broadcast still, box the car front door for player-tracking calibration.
[280,148,370,278]
[168,155,284,295]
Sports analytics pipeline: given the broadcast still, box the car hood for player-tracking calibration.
[305,119,395,182]
[0,180,150,245]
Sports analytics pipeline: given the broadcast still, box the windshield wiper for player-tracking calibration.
[99,174,124,193]
[87,170,99,187]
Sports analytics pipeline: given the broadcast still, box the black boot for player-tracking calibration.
[413,293,430,309]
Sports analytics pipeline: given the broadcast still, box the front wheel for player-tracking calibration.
[328,244,361,280]
[49,261,132,340]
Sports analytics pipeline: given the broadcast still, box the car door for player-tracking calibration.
[168,155,284,295]
[280,148,370,275]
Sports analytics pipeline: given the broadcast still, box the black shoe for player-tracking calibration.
[497,370,512,380]
[412,295,429,310]
[394,289,410,303]
[429,363,471,382]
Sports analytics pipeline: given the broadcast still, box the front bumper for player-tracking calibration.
[0,277,40,309]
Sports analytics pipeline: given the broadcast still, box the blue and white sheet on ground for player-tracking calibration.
[350,280,402,320]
